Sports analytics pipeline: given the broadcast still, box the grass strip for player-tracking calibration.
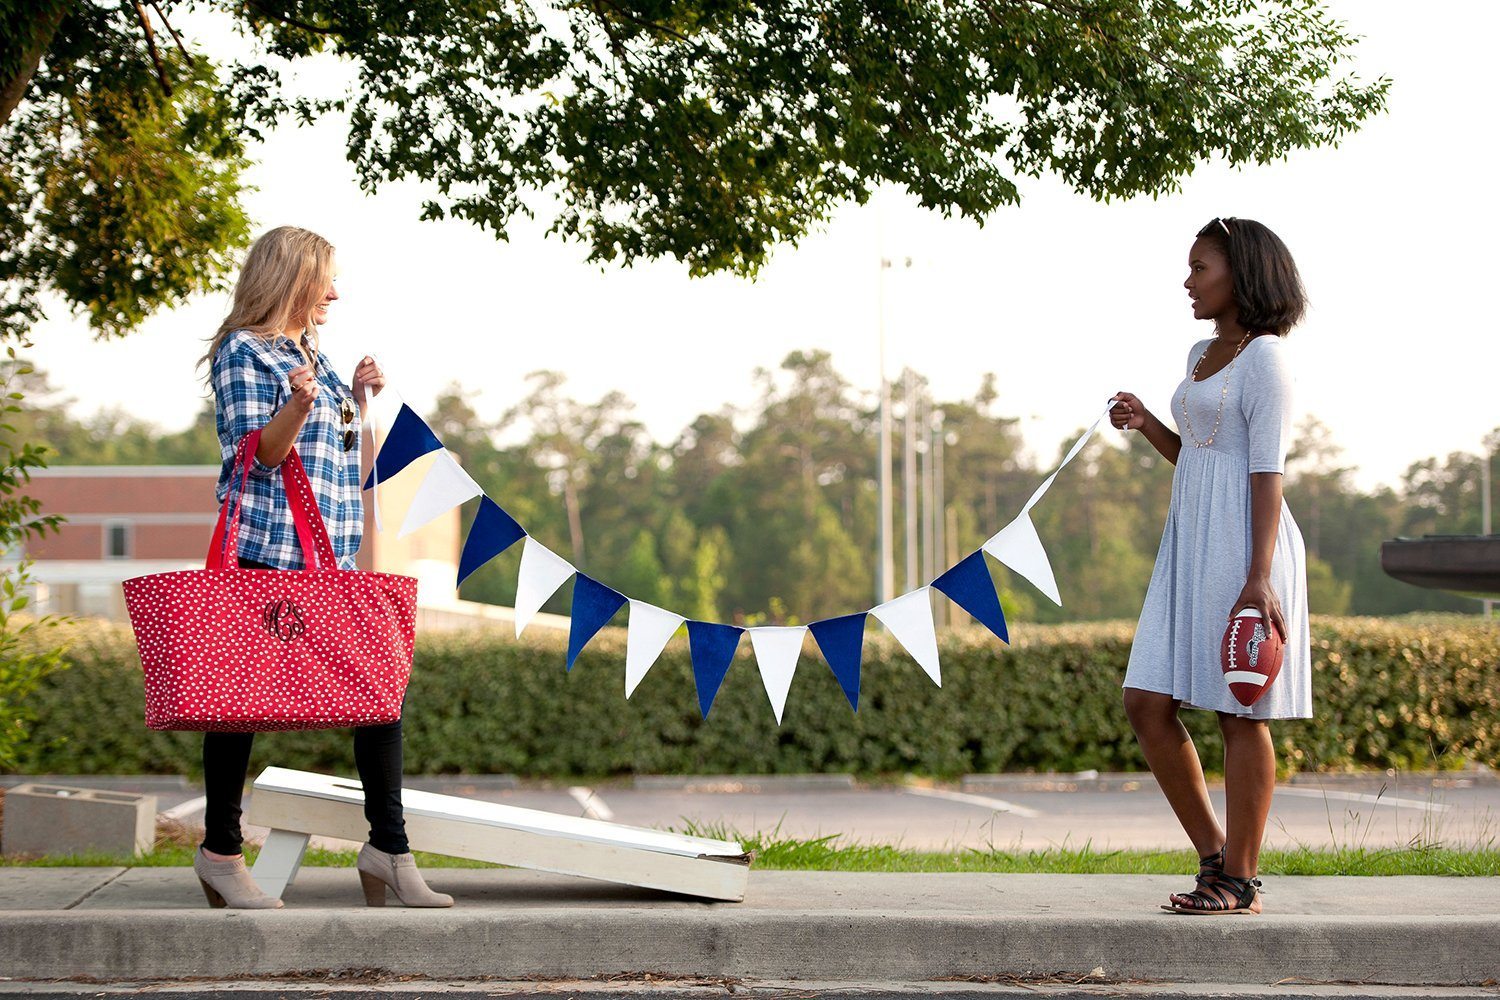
[6,833,1498,877]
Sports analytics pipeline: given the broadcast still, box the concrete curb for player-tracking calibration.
[2,871,1498,986]
[5,909,1498,985]
[4,985,1500,998]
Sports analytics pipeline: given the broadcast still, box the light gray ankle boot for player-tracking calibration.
[356,843,454,907]
[193,847,284,909]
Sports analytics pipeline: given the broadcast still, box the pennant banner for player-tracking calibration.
[983,514,1059,606]
[809,612,867,711]
[360,382,402,532]
[687,621,744,719]
[932,551,1009,644]
[367,392,1122,720]
[748,626,808,724]
[514,536,575,638]
[870,588,942,686]
[399,451,483,539]
[568,574,627,671]
[364,402,444,491]
[457,497,526,586]
[624,600,685,697]
[984,398,1121,604]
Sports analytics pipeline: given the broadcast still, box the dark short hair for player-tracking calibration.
[1195,218,1307,337]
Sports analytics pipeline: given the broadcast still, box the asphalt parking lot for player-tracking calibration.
[9,770,1495,852]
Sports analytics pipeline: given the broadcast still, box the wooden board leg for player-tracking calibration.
[251,828,310,899]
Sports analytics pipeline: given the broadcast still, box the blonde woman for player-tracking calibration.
[192,226,451,909]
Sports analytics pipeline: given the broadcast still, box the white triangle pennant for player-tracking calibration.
[980,397,1119,605]
[1021,397,1121,514]
[870,588,942,686]
[748,626,808,723]
[398,450,483,538]
[514,536,576,637]
[624,600,686,698]
[362,382,406,534]
[983,512,1062,606]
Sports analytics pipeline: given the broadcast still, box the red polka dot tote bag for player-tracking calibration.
[122,430,418,731]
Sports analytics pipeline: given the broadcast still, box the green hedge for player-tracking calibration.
[13,616,1500,777]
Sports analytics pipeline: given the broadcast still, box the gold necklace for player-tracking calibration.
[1180,331,1252,449]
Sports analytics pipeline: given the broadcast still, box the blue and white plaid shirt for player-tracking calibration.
[212,330,363,570]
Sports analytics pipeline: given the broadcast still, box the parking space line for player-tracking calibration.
[568,786,615,821]
[1274,786,1449,812]
[159,795,207,821]
[904,785,1041,818]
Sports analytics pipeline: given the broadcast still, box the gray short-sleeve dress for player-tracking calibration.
[1123,335,1312,719]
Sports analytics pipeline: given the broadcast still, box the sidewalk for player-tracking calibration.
[2,869,1498,987]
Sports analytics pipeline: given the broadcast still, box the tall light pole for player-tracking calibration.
[876,254,910,605]
[921,403,937,586]
[904,369,919,593]
[934,411,951,625]
[1484,442,1493,618]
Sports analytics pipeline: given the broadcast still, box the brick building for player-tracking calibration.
[15,460,462,620]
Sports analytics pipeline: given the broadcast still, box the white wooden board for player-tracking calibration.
[246,767,750,902]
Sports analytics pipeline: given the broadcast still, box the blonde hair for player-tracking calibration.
[199,226,336,380]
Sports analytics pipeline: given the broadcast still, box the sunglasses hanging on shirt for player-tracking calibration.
[340,395,356,451]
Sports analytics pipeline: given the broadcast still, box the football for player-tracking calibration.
[1220,608,1284,708]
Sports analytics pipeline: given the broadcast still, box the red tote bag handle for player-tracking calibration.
[206,428,339,571]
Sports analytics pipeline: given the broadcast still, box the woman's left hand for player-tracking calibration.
[353,355,385,406]
[1231,573,1286,641]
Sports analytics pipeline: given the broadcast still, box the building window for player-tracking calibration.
[104,520,131,559]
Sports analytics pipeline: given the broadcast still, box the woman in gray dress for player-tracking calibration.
[1110,217,1311,915]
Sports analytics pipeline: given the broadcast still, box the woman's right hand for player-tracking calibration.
[287,364,319,414]
[1111,391,1148,432]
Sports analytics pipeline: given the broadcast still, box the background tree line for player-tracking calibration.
[12,353,1490,624]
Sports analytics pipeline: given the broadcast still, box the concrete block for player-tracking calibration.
[0,783,156,858]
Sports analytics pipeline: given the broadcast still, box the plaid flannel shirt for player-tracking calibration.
[212,330,363,570]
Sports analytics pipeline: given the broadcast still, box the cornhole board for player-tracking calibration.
[245,767,749,902]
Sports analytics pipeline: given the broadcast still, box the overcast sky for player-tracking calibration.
[25,1,1498,492]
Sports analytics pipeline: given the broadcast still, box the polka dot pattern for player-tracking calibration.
[123,569,417,731]
[124,430,416,732]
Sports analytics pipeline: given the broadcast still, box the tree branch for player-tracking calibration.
[978,0,1205,89]
[592,0,691,44]
[127,0,173,97]
[587,0,634,70]
[0,2,69,129]
[149,0,194,65]
[242,0,338,36]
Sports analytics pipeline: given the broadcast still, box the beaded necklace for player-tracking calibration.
[1180,330,1252,449]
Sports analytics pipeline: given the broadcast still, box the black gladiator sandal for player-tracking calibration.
[1168,871,1263,915]
[1159,845,1226,913]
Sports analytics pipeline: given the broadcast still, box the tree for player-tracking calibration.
[2,361,220,465]
[0,2,1392,710]
[501,372,640,565]
[717,351,876,617]
[0,352,65,771]
[4,0,1388,329]
[1,3,252,342]
[1286,415,1354,561]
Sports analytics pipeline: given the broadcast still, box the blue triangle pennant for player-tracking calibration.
[457,497,526,586]
[932,550,1010,643]
[809,612,867,711]
[686,621,745,719]
[364,403,445,491]
[567,574,627,671]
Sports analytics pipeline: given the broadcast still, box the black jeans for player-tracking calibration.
[200,559,410,856]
